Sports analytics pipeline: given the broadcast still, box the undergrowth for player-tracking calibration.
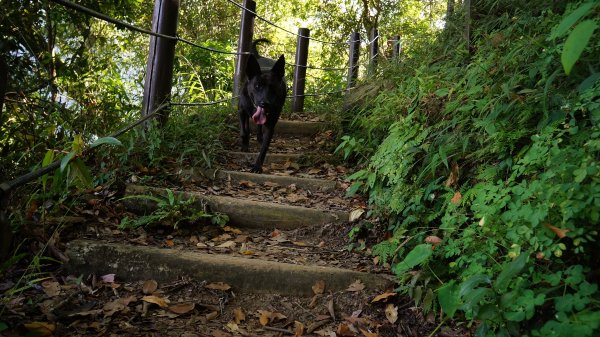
[338,1,600,336]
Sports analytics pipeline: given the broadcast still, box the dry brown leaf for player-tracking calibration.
[216,240,237,249]
[205,282,231,291]
[23,322,55,336]
[287,193,309,203]
[263,181,279,188]
[312,280,325,295]
[211,233,233,242]
[234,307,246,323]
[327,298,336,319]
[346,280,365,292]
[239,180,256,188]
[445,162,460,187]
[234,234,249,243]
[223,226,242,234]
[371,291,396,303]
[141,295,169,308]
[385,304,398,324]
[294,321,305,337]
[103,299,127,317]
[211,328,229,337]
[336,323,356,336]
[360,328,380,337]
[169,303,195,314]
[544,223,569,239]
[372,256,380,265]
[258,310,271,326]
[272,312,287,321]
[450,191,462,205]
[425,235,443,248]
[226,321,239,332]
[41,280,61,297]
[165,239,175,247]
[349,209,365,222]
[206,311,219,320]
[142,279,158,294]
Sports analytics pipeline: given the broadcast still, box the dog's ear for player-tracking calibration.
[246,55,261,79]
[272,55,285,78]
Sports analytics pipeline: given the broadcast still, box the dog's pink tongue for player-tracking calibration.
[252,106,267,125]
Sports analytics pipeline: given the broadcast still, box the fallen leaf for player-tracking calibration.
[360,328,380,337]
[450,191,462,205]
[169,303,195,314]
[312,280,325,295]
[272,312,287,321]
[336,323,356,336]
[371,291,396,303]
[216,240,237,249]
[211,233,233,242]
[385,304,398,324]
[141,295,169,308]
[223,226,242,234]
[103,299,127,317]
[23,322,55,336]
[263,181,279,188]
[445,162,459,187]
[372,256,380,265]
[206,311,219,320]
[234,307,246,323]
[211,328,229,337]
[327,298,336,319]
[287,193,309,203]
[258,310,271,326]
[165,239,175,247]
[205,282,231,291]
[544,223,569,239]
[346,280,365,292]
[41,280,61,297]
[294,321,305,337]
[142,279,158,294]
[349,209,365,222]
[239,180,256,188]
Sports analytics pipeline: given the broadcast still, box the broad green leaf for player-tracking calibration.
[550,2,598,39]
[435,88,449,97]
[578,72,600,92]
[91,136,122,148]
[69,158,93,188]
[60,151,76,173]
[41,150,55,191]
[494,252,529,290]
[562,20,598,75]
[166,189,175,206]
[438,281,461,317]
[393,244,433,274]
[72,134,85,154]
[462,287,492,312]
[459,274,492,297]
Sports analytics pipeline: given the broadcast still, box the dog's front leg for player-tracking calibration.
[239,110,250,152]
[251,125,274,173]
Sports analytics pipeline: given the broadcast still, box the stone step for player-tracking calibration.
[251,120,330,137]
[182,168,338,192]
[125,185,349,229]
[224,151,331,165]
[66,240,391,296]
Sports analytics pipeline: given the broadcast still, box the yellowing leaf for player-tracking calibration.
[385,304,398,324]
[349,208,365,222]
[544,223,569,239]
[141,295,169,308]
[312,280,325,295]
[223,226,242,234]
[294,321,305,337]
[23,322,55,336]
[234,307,246,323]
[371,291,396,303]
[258,310,271,326]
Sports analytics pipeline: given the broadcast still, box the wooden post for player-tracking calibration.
[291,28,310,113]
[233,0,256,100]
[347,32,360,90]
[369,28,379,74]
[392,35,401,61]
[141,0,180,127]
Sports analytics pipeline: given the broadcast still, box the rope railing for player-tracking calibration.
[49,0,248,56]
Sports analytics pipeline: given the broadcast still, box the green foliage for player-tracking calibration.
[340,1,600,335]
[120,189,229,229]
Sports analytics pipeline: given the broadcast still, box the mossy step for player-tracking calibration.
[66,240,391,296]
[251,119,330,137]
[124,185,349,229]
[182,168,338,192]
[224,151,331,165]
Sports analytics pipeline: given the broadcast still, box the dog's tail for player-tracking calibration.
[251,39,271,57]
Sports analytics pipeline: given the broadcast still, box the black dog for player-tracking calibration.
[238,40,286,173]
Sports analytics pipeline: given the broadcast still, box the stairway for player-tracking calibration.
[66,116,391,296]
